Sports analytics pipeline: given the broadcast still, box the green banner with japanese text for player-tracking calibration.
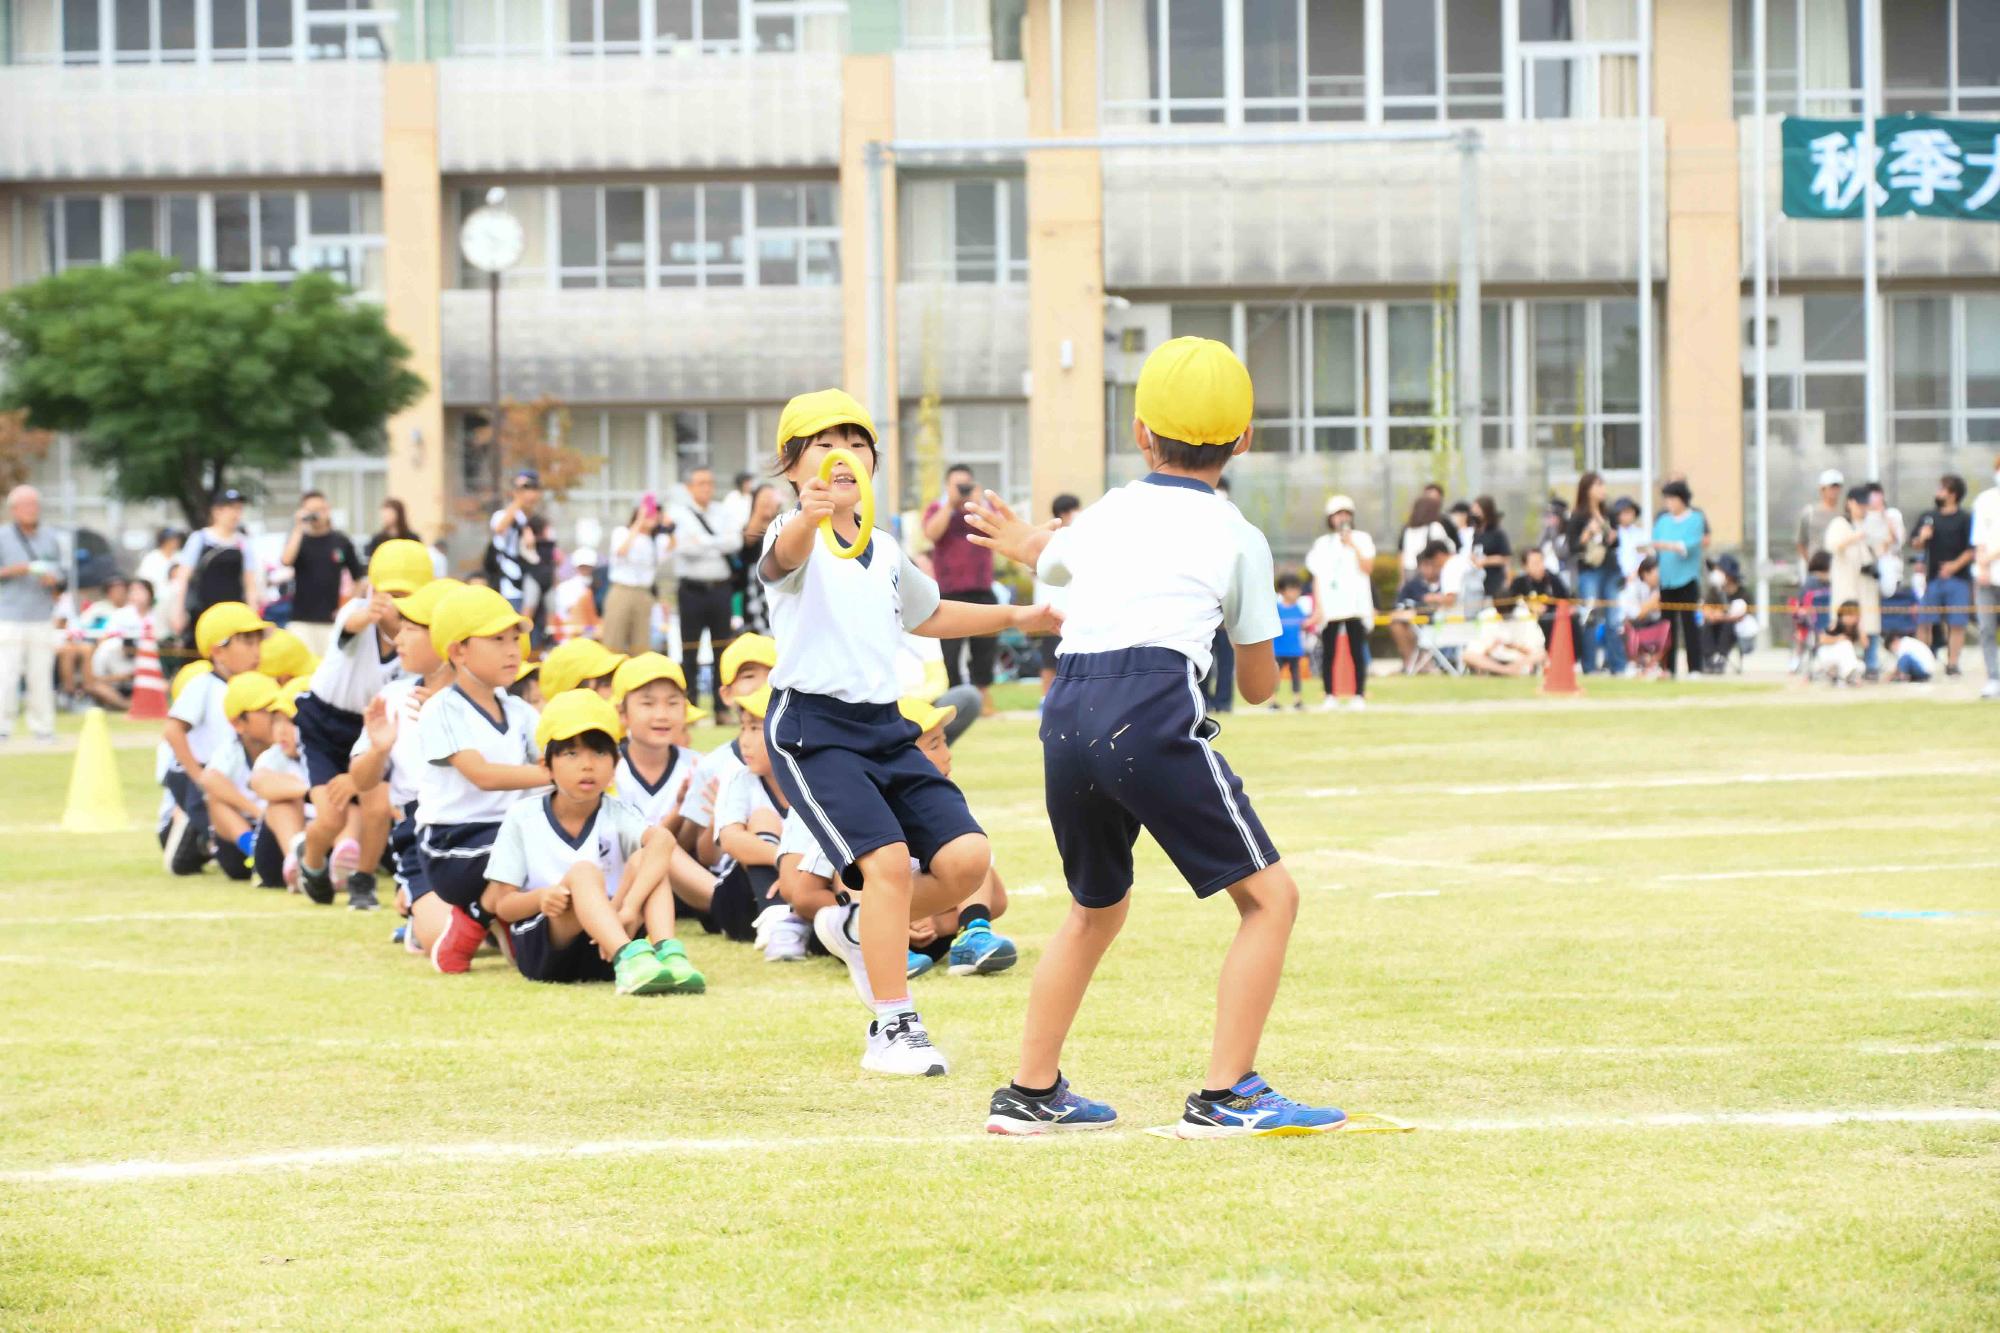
[1782,115,2000,220]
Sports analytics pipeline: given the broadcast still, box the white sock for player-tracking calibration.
[872,997,915,1023]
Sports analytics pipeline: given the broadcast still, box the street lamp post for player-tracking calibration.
[458,188,525,507]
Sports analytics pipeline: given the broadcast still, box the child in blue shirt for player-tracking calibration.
[966,336,1344,1139]
[1271,572,1308,711]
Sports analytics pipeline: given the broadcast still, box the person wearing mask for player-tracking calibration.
[1911,474,1975,677]
[1470,495,1511,598]
[1565,472,1624,675]
[1797,469,1844,577]
[1398,493,1454,575]
[173,487,259,637]
[1651,479,1709,678]
[604,496,673,656]
[1971,456,2000,699]
[1304,494,1375,710]
[737,483,784,636]
[1824,485,1886,679]
[135,528,182,606]
[922,463,999,714]
[280,490,364,657]
[366,499,421,560]
[0,484,64,742]
[669,466,741,719]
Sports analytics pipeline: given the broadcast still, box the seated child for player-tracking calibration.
[1885,627,1937,682]
[484,689,703,994]
[198,671,305,887]
[706,685,796,946]
[1388,539,1454,673]
[258,627,318,684]
[162,602,271,876]
[1270,574,1308,710]
[155,660,214,845]
[676,633,775,864]
[1813,600,1867,685]
[413,585,550,973]
[610,652,706,830]
[1620,555,1670,676]
[1464,607,1546,677]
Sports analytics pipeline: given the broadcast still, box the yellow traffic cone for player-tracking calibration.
[61,708,130,834]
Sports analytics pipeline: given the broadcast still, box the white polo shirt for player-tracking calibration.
[486,794,648,895]
[306,598,403,715]
[677,738,745,833]
[614,742,700,826]
[347,676,430,811]
[712,764,785,833]
[1036,474,1280,675]
[760,510,941,705]
[168,669,232,769]
[415,685,544,827]
[778,808,915,881]
[207,738,261,810]
[607,527,668,590]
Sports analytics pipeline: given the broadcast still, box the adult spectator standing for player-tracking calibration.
[1796,469,1843,578]
[1651,479,1709,678]
[1398,493,1454,575]
[1470,495,1511,597]
[173,487,258,638]
[279,490,363,657]
[1971,456,2000,699]
[604,497,673,656]
[487,469,546,613]
[720,471,756,534]
[1864,481,1907,596]
[1824,485,1885,678]
[922,463,998,713]
[1911,474,1975,676]
[1304,494,1375,710]
[365,498,420,560]
[1565,472,1624,674]
[669,466,740,719]
[737,483,784,636]
[0,484,63,742]
[134,528,182,605]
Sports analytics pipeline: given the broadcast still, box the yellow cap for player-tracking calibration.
[258,627,315,681]
[223,670,285,720]
[170,659,214,702]
[898,695,957,736]
[733,684,773,720]
[429,585,529,661]
[611,652,709,721]
[393,577,465,628]
[515,632,539,683]
[1134,336,1255,446]
[367,538,433,597]
[534,688,625,754]
[775,388,876,456]
[718,633,778,687]
[538,638,628,699]
[279,676,311,716]
[195,602,275,659]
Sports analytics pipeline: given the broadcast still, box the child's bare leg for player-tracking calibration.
[778,859,838,920]
[922,833,991,919]
[1207,863,1300,1091]
[562,863,636,957]
[355,785,393,875]
[641,878,680,942]
[303,790,343,868]
[1014,896,1130,1088]
[262,799,306,847]
[207,798,253,848]
[855,844,919,1005]
[410,893,453,950]
[666,843,715,913]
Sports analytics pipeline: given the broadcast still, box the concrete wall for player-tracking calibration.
[382,64,447,537]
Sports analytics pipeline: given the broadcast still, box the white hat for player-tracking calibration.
[572,547,599,567]
[1817,468,1844,488]
[1324,493,1357,516]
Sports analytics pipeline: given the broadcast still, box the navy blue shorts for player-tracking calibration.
[508,915,615,984]
[1042,647,1278,908]
[1924,576,1973,628]
[418,820,499,919]
[765,688,983,889]
[390,808,431,903]
[294,692,364,791]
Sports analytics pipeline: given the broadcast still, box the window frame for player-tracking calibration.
[26,0,394,64]
[1733,0,2000,116]
[36,188,385,293]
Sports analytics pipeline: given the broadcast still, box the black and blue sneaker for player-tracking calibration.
[947,920,1018,976]
[985,1077,1120,1136]
[1176,1073,1345,1139]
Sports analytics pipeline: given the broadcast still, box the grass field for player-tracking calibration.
[3,685,1998,1329]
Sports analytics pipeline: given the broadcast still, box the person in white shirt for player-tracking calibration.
[1886,629,1938,682]
[135,528,183,605]
[1304,493,1376,710]
[604,498,673,656]
[1032,494,1082,697]
[669,467,742,718]
[546,547,600,643]
[161,601,271,876]
[1972,457,2000,698]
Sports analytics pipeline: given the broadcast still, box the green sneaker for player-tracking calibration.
[613,940,669,995]
[647,938,706,994]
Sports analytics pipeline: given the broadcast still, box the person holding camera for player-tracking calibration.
[921,463,998,712]
[280,490,363,658]
[605,495,675,656]
[1824,484,1886,678]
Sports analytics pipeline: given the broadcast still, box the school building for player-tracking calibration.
[4,0,1997,568]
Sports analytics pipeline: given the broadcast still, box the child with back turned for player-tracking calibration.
[966,336,1345,1137]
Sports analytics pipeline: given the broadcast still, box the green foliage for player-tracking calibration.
[0,253,424,526]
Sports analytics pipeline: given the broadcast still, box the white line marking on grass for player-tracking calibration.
[10,1108,1999,1185]
[1373,890,1441,899]
[1661,861,2000,883]
[1307,763,2000,801]
[13,911,298,926]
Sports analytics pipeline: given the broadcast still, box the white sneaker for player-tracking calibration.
[813,901,874,1006]
[1346,696,1367,711]
[1316,698,1340,713]
[861,1012,949,1077]
[751,903,789,951]
[1982,680,2000,699]
[162,808,189,875]
[762,912,810,963]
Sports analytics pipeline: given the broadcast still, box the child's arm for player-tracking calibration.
[349,696,396,793]
[163,718,202,782]
[249,769,309,804]
[338,591,388,637]
[198,768,261,822]
[488,880,560,923]
[1234,639,1279,707]
[761,479,835,580]
[447,750,550,792]
[718,821,778,868]
[912,599,1060,641]
[961,490,1060,569]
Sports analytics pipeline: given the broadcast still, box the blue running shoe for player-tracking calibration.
[906,950,936,980]
[985,1077,1120,1136]
[947,920,1018,976]
[1176,1073,1346,1138]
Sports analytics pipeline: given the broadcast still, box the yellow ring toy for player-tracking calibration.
[817,448,875,560]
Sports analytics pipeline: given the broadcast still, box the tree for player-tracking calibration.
[0,253,425,527]
[0,410,54,491]
[447,395,604,531]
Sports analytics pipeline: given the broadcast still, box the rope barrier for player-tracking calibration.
[1355,597,1994,629]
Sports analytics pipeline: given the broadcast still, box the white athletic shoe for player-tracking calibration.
[763,912,810,963]
[1983,680,2000,700]
[1346,696,1367,712]
[162,808,188,875]
[751,903,788,951]
[1316,697,1340,713]
[861,1012,949,1077]
[813,902,874,1007]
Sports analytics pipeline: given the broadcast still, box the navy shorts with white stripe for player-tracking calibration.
[765,688,983,888]
[1041,646,1278,908]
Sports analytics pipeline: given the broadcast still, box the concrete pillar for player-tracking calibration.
[1657,0,1744,543]
[840,53,900,511]
[381,64,447,539]
[1024,0,1105,521]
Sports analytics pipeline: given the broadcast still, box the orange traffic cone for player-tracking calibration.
[1332,627,1358,700]
[1542,603,1581,696]
[127,635,169,720]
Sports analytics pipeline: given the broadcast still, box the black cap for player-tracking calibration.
[213,487,246,505]
[1715,553,1742,578]
[511,469,541,489]
[1661,480,1693,503]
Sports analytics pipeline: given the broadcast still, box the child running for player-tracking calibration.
[966,336,1344,1137]
[759,389,1056,1075]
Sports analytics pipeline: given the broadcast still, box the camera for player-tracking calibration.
[954,482,975,499]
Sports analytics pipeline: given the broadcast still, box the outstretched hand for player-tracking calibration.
[1011,602,1064,638]
[962,490,1059,567]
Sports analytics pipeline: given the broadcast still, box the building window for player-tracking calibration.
[31,189,385,293]
[475,406,763,533]
[1515,0,1641,120]
[448,0,846,57]
[1733,0,2000,115]
[899,177,1027,283]
[899,0,988,50]
[1883,293,2000,446]
[1527,298,1642,469]
[13,0,392,63]
[899,401,1030,510]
